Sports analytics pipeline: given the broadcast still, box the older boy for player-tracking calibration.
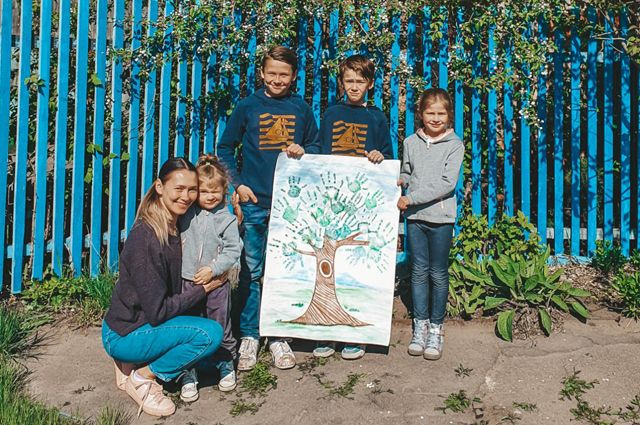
[217,46,320,371]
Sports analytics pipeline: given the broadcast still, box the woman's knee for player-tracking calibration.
[193,318,224,356]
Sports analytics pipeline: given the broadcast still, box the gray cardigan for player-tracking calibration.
[179,204,242,280]
[399,130,464,224]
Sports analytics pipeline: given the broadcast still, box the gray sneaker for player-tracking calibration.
[408,319,429,356]
[423,322,444,360]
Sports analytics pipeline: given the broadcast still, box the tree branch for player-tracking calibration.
[336,232,370,248]
[295,248,316,256]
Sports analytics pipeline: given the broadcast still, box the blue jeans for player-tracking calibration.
[102,316,223,381]
[406,220,453,325]
[237,203,270,339]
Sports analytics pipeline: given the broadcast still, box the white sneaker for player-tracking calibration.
[238,337,259,371]
[269,339,296,370]
[423,323,444,360]
[179,368,199,402]
[126,371,176,417]
[408,319,429,356]
[216,360,237,392]
[313,341,336,358]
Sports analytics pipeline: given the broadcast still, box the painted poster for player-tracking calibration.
[260,153,401,346]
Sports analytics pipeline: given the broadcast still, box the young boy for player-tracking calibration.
[217,45,320,371]
[316,54,393,360]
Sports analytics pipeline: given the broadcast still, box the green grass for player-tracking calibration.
[0,306,49,359]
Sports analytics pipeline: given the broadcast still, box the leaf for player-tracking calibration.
[491,261,516,289]
[566,288,591,298]
[496,310,514,342]
[551,295,570,312]
[484,296,508,310]
[571,301,590,319]
[90,73,103,86]
[539,308,552,335]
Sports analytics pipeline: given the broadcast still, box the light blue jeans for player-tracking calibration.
[237,203,270,339]
[102,316,223,381]
[406,220,453,325]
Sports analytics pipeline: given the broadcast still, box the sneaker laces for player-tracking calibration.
[425,325,443,351]
[270,340,293,358]
[411,321,427,345]
[240,338,259,358]
[135,379,164,418]
[182,368,198,386]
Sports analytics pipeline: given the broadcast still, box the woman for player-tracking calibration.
[102,157,224,417]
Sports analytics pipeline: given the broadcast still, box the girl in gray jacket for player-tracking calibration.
[178,155,243,399]
[398,88,464,361]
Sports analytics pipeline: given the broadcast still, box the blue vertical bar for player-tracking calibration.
[454,8,464,229]
[296,17,307,97]
[215,17,230,144]
[438,6,448,89]
[52,0,71,275]
[359,10,369,55]
[537,20,548,244]
[422,7,432,88]
[10,0,32,291]
[328,10,338,105]
[190,46,203,163]
[71,0,90,274]
[108,0,124,270]
[125,0,142,236]
[230,9,242,107]
[344,4,354,58]
[603,19,614,242]
[553,29,565,254]
[570,13,581,256]
[0,0,9,290]
[487,25,497,225]
[175,48,188,156]
[503,41,514,216]
[245,13,256,95]
[205,20,218,154]
[33,0,53,279]
[312,16,322,126]
[141,0,158,196]
[405,15,417,138]
[520,29,531,220]
[471,39,481,215]
[90,0,108,276]
[390,14,400,159]
[158,0,174,168]
[620,12,631,255]
[586,8,597,255]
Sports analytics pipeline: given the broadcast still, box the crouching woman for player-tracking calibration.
[102,157,223,417]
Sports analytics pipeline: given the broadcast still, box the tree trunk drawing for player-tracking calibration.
[286,233,371,327]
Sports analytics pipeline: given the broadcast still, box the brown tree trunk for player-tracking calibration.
[287,238,370,327]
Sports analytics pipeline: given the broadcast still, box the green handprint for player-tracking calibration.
[347,172,367,193]
[275,198,299,224]
[284,176,306,198]
[364,190,384,210]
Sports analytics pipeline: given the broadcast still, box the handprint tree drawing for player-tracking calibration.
[270,167,396,328]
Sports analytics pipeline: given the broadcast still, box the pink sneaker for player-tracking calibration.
[125,372,176,417]
[113,360,135,391]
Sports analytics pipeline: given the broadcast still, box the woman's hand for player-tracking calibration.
[365,150,384,164]
[397,196,410,211]
[201,272,229,293]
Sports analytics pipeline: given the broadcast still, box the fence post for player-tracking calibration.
[620,11,631,255]
[570,10,581,256]
[471,38,481,215]
[488,24,497,225]
[390,13,400,158]
[0,0,11,291]
[553,28,565,254]
[503,41,514,216]
[537,20,548,245]
[158,0,174,166]
[603,18,614,242]
[586,7,598,255]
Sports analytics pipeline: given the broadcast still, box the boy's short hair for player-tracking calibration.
[339,55,375,82]
[261,45,297,72]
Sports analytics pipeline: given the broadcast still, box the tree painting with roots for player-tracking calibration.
[270,168,397,328]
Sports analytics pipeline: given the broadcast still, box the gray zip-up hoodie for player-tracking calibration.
[399,129,464,224]
[179,204,242,280]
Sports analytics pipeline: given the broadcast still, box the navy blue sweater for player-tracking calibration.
[217,88,320,209]
[319,103,392,159]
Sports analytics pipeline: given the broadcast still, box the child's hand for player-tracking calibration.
[236,185,258,204]
[365,150,384,164]
[397,196,410,211]
[397,179,404,187]
[231,192,244,225]
[284,143,305,159]
[194,266,214,285]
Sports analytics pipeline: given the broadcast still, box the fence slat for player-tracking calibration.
[454,8,464,228]
[537,21,548,244]
[124,0,142,236]
[52,0,71,275]
[520,30,531,219]
[108,0,125,270]
[246,13,256,96]
[422,7,431,88]
[487,25,497,225]
[312,16,322,126]
[10,0,33,292]
[603,19,614,242]
[570,14,581,256]
[390,13,400,157]
[216,17,230,145]
[587,7,597,255]
[296,17,307,98]
[620,12,631,255]
[471,39,481,215]
[0,0,8,290]
[190,48,203,163]
[205,20,218,154]
[503,42,514,216]
[553,29,565,254]
[158,0,174,167]
[141,0,158,192]
[231,9,242,107]
[175,49,188,156]
[359,10,369,55]
[438,7,448,89]
[328,10,338,105]
[32,0,53,279]
[405,15,416,138]
[90,0,108,276]
[70,0,91,274]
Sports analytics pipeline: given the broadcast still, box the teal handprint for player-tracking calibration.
[275,198,299,224]
[347,172,367,193]
[364,190,384,210]
[283,176,306,198]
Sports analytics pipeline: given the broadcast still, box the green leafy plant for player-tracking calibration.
[240,361,278,395]
[437,390,482,414]
[611,272,640,320]
[314,372,365,400]
[0,306,49,360]
[559,370,597,401]
[591,240,626,275]
[448,253,490,318]
[484,248,590,341]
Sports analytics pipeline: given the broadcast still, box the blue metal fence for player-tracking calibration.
[1,5,638,293]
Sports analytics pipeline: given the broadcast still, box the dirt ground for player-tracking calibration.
[25,299,640,425]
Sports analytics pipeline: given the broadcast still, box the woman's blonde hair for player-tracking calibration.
[135,157,196,245]
[196,154,230,206]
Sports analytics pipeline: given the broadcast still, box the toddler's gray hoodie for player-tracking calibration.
[399,130,464,224]
[179,204,242,280]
